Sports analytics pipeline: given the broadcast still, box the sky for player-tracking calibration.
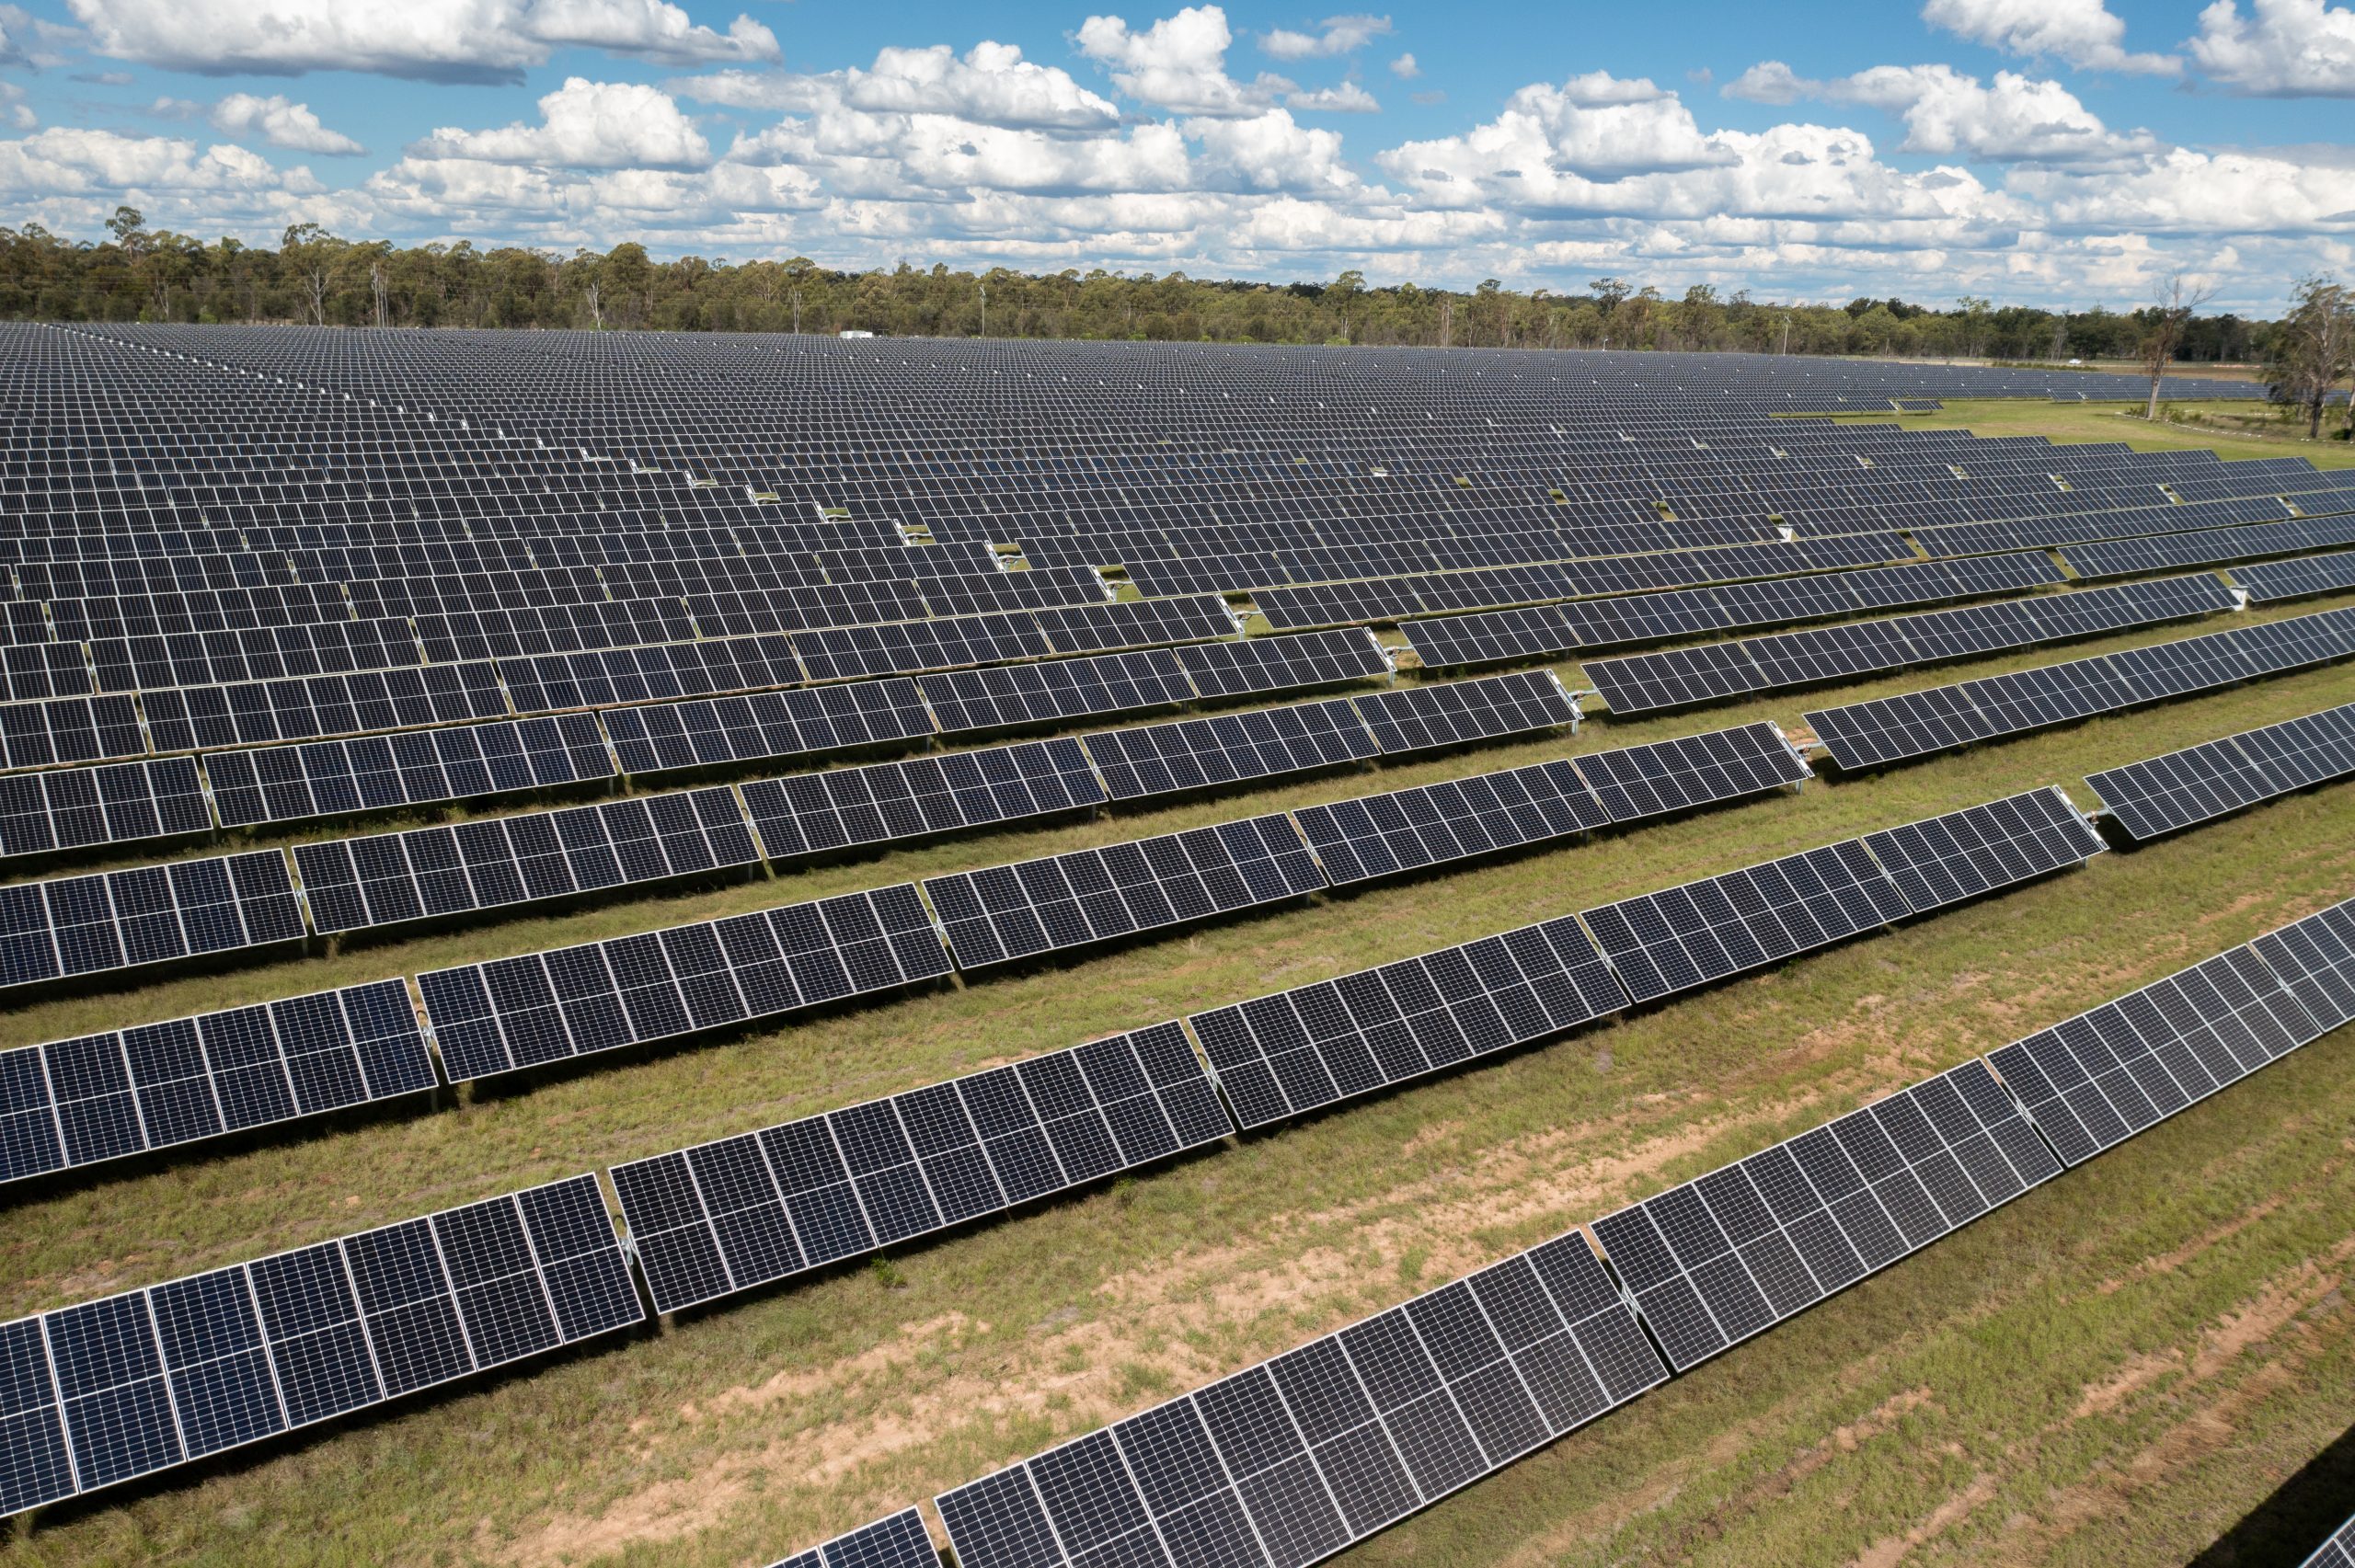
[3,0,2355,310]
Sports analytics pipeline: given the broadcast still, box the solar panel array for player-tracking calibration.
[2234,549,2355,604]
[1402,553,2062,670]
[2085,703,2355,841]
[0,1173,641,1516]
[2061,514,2355,579]
[767,1509,939,1568]
[0,850,303,990]
[1591,1059,2060,1370]
[1582,574,2237,714]
[934,1224,1665,1568]
[1806,605,2355,770]
[415,884,952,1081]
[1987,902,2350,1167]
[611,1023,1230,1314]
[918,887,2355,1568]
[0,980,431,1184]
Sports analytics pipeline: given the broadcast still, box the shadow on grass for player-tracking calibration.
[2188,1417,2355,1567]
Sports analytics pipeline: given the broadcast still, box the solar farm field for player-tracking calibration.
[0,327,2348,1568]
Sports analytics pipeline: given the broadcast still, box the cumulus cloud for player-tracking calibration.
[1389,52,1419,79]
[1074,6,1296,116]
[412,78,712,169]
[1259,13,1390,59]
[1287,80,1379,112]
[675,41,1120,132]
[1381,71,1733,189]
[2189,0,2355,96]
[0,127,322,202]
[208,93,365,155]
[0,84,29,132]
[1727,61,2161,167]
[1922,0,2179,74]
[64,0,780,83]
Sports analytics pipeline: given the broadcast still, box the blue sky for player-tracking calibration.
[3,0,2353,310]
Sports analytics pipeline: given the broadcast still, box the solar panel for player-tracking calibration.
[1294,722,1808,886]
[415,884,949,1082]
[139,662,511,754]
[1584,575,2236,715]
[0,979,431,1185]
[2296,1512,2355,1568]
[0,694,145,771]
[1173,628,1391,697]
[611,1022,1231,1314]
[2085,703,2355,841]
[1190,912,1628,1131]
[935,1225,1662,1568]
[206,713,615,830]
[1083,697,1376,801]
[602,681,936,775]
[2062,516,2355,579]
[766,1508,938,1568]
[293,785,760,935]
[2233,548,2355,603]
[924,815,1325,968]
[1806,605,2355,770]
[1580,789,2101,1005]
[0,757,210,860]
[742,738,1104,861]
[0,849,304,991]
[1032,595,1238,654]
[1987,921,2336,1167]
[1587,1059,2060,1371]
[2248,898,2355,1036]
[917,649,1193,735]
[0,1173,640,1516]
[1350,670,1578,750]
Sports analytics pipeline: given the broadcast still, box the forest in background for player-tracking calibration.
[0,209,2280,363]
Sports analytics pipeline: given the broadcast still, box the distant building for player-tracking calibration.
[839,328,876,338]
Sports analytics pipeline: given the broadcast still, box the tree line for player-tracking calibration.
[0,207,2303,374]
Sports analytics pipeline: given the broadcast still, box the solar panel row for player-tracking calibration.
[2234,548,2355,604]
[923,891,2355,1568]
[611,1023,1231,1314]
[1401,552,2062,670]
[1583,574,2236,714]
[1805,604,2355,770]
[2085,702,2355,842]
[0,1173,642,1517]
[2060,515,2355,579]
[0,850,303,990]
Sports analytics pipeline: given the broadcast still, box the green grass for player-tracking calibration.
[4,532,2355,1560]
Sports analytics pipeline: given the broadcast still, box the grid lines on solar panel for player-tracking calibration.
[764,1506,939,1568]
[933,1225,1662,1568]
[0,848,304,991]
[205,713,615,830]
[1190,913,1629,1131]
[2234,549,2355,603]
[293,785,760,935]
[924,815,1326,969]
[742,737,1104,862]
[0,693,145,772]
[916,649,1193,735]
[1593,1059,2060,1372]
[0,979,431,1185]
[1805,604,2355,770]
[136,661,511,756]
[2295,1513,2355,1568]
[1579,788,2100,1006]
[610,1023,1232,1314]
[601,680,936,775]
[0,756,209,860]
[1081,697,1377,802]
[1348,670,1577,752]
[414,883,949,1081]
[1293,721,1809,887]
[2086,703,2355,842]
[2062,516,2355,579]
[1987,922,2339,1169]
[1582,574,2237,715]
[0,1173,640,1517]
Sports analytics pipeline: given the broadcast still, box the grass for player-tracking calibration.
[4,544,2355,1561]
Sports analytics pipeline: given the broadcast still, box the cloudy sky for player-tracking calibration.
[4,0,2354,309]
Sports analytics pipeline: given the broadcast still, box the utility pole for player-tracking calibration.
[790,288,801,334]
[1779,315,1790,355]
[979,280,988,338]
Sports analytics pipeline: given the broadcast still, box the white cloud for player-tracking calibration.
[0,84,29,132]
[1383,72,1731,188]
[0,127,323,206]
[2011,145,2355,232]
[64,0,780,83]
[674,41,1120,132]
[1287,80,1379,112]
[1727,60,2160,167]
[1389,52,1419,79]
[209,93,365,155]
[1260,13,1390,59]
[2189,0,2355,96]
[1922,0,2179,74]
[412,77,711,169]
[0,4,76,69]
[1074,6,1296,116]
